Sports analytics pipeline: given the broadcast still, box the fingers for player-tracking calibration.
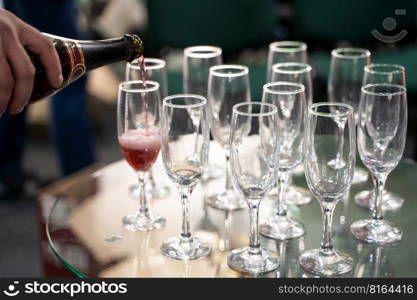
[4,34,36,114]
[0,54,14,115]
[19,24,62,89]
[0,10,62,115]
[0,10,36,114]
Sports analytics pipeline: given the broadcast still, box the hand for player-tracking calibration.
[0,9,63,115]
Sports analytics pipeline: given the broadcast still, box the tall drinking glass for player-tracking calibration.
[206,65,250,211]
[117,80,165,231]
[354,64,406,211]
[260,82,306,240]
[270,62,312,205]
[160,94,212,260]
[227,102,280,273]
[363,64,405,86]
[328,48,371,184]
[350,84,407,244]
[183,46,223,180]
[266,41,307,82]
[300,103,356,276]
[126,58,168,98]
[271,62,312,106]
[126,58,170,199]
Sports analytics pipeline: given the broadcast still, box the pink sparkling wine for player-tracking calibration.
[119,128,161,171]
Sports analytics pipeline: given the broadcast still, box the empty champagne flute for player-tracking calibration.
[354,64,406,211]
[126,58,168,98]
[350,84,407,244]
[260,82,306,240]
[227,102,280,273]
[206,65,250,211]
[183,46,223,180]
[363,64,405,86]
[271,62,313,205]
[328,48,371,184]
[300,103,356,276]
[160,94,212,260]
[266,41,307,82]
[271,62,312,105]
[117,80,165,231]
[126,58,170,199]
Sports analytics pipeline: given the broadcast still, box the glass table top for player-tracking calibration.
[41,142,417,278]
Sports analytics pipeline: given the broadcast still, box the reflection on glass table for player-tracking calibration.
[40,141,417,277]
[354,243,396,278]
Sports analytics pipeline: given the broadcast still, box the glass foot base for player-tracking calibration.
[328,157,346,170]
[350,219,402,244]
[227,247,279,273]
[161,236,212,260]
[206,189,246,211]
[260,215,305,240]
[122,212,165,232]
[147,183,170,199]
[129,183,170,199]
[299,249,353,276]
[354,190,404,212]
[292,164,304,176]
[202,164,223,181]
[286,185,312,206]
[352,167,369,185]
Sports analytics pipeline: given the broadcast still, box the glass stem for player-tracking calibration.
[319,201,337,256]
[278,241,288,277]
[248,198,261,255]
[276,172,289,216]
[224,146,233,192]
[179,186,193,239]
[137,172,149,216]
[371,173,388,221]
[287,174,294,187]
[148,168,157,195]
[220,211,232,252]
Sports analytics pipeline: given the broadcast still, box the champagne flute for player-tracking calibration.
[183,46,223,181]
[271,62,313,205]
[266,41,307,82]
[350,84,407,244]
[126,58,168,98]
[160,94,212,260]
[260,82,306,240]
[126,58,170,199]
[206,65,250,211]
[354,64,406,211]
[300,103,356,276]
[271,62,312,106]
[328,48,371,184]
[117,80,165,231]
[227,102,280,273]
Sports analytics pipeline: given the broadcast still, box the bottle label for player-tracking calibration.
[63,40,86,85]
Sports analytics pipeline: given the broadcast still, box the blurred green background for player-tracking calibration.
[134,0,417,99]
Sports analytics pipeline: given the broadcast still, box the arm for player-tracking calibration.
[0,9,62,115]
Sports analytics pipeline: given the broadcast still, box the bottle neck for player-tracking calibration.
[80,35,142,71]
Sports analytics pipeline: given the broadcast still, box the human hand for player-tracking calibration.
[0,9,63,115]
